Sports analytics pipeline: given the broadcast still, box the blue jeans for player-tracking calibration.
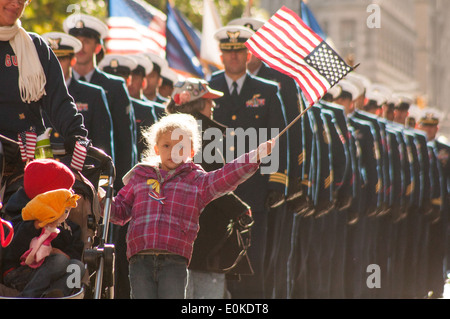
[4,254,85,298]
[129,254,187,299]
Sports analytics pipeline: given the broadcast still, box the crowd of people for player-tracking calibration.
[0,0,449,299]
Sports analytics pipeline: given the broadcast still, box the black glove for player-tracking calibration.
[264,190,286,210]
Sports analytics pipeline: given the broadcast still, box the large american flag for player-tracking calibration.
[105,0,166,57]
[245,6,353,106]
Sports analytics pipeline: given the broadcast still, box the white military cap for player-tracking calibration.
[42,32,82,57]
[214,25,255,51]
[326,85,342,100]
[130,53,154,76]
[367,83,393,103]
[391,93,415,106]
[337,79,360,101]
[141,52,169,73]
[344,72,368,99]
[365,90,386,107]
[98,54,138,78]
[228,17,266,32]
[63,13,109,40]
[161,67,179,84]
[366,83,392,106]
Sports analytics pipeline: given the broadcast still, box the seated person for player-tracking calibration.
[2,189,85,298]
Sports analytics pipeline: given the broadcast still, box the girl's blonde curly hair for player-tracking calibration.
[140,113,202,163]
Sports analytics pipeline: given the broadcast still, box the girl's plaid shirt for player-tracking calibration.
[109,150,260,263]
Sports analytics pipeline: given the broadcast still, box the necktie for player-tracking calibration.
[231,81,239,101]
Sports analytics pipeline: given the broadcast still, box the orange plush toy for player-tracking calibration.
[20,189,80,268]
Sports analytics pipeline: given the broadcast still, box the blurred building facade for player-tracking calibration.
[259,0,450,139]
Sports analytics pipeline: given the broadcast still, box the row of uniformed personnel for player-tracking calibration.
[4,5,448,298]
[282,70,450,298]
[208,16,449,299]
[41,13,450,299]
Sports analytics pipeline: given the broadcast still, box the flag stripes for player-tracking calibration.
[245,6,353,106]
[70,141,88,171]
[106,0,167,57]
[18,130,37,162]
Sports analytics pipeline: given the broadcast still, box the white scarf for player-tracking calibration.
[0,20,46,103]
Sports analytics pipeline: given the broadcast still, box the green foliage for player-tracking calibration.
[22,0,107,34]
[20,0,260,35]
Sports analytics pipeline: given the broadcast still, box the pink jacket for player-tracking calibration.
[109,151,260,263]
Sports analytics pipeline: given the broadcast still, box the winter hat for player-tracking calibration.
[22,189,80,228]
[23,159,75,199]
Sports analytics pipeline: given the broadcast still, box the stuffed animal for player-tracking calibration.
[20,189,80,268]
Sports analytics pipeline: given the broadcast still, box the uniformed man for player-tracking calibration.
[99,54,159,160]
[417,109,449,209]
[63,13,137,191]
[334,79,359,116]
[333,79,386,298]
[159,66,178,99]
[229,17,303,208]
[127,53,166,125]
[418,110,448,297]
[345,72,370,111]
[392,94,414,126]
[382,102,396,122]
[141,52,170,107]
[363,87,387,116]
[41,32,114,163]
[228,17,303,297]
[209,25,289,299]
[127,53,153,100]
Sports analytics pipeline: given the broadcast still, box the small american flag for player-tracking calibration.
[70,140,89,171]
[17,129,37,162]
[245,6,354,106]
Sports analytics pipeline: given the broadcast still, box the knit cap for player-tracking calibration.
[22,189,80,228]
[23,159,75,199]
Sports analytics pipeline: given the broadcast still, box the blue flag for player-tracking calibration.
[300,1,327,40]
[166,2,204,77]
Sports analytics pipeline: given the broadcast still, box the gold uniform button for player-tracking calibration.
[230,131,236,136]
[255,115,259,119]
[54,132,60,138]
[231,115,237,120]
[229,146,235,152]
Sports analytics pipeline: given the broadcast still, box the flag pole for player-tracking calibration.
[274,98,312,141]
[274,61,360,141]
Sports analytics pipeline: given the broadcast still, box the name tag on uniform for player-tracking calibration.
[76,102,89,112]
[246,94,265,108]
